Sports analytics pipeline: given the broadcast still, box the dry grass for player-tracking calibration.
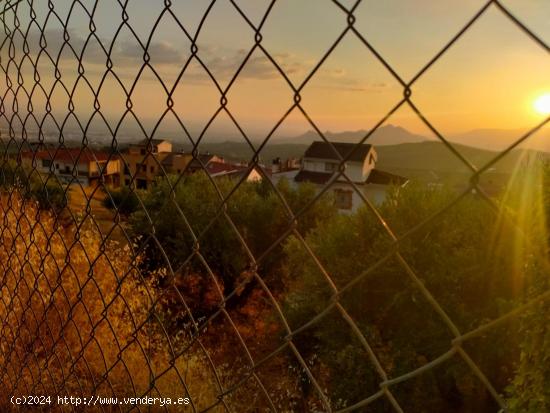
[68,185,128,244]
[0,195,224,411]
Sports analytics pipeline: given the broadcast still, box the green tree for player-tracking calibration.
[128,172,336,319]
[284,182,523,411]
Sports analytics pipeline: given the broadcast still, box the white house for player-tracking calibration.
[291,141,408,212]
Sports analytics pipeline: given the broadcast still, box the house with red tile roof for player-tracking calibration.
[22,147,121,187]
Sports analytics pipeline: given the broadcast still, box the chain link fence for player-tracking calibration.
[0,0,549,412]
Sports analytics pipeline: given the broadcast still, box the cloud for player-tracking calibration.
[1,28,185,67]
[3,29,296,80]
[2,29,388,93]
[116,40,184,65]
[196,48,306,81]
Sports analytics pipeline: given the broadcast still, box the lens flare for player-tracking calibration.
[534,93,550,115]
[491,151,549,295]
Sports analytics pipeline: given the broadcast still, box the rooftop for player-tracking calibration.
[366,169,409,186]
[188,154,222,169]
[136,138,170,147]
[304,141,373,163]
[161,152,191,166]
[25,148,112,163]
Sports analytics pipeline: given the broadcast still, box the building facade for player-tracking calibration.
[22,148,121,187]
[121,139,193,189]
[289,141,408,212]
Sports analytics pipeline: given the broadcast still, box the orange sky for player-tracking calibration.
[1,0,549,140]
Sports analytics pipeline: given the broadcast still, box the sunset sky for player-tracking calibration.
[2,0,549,141]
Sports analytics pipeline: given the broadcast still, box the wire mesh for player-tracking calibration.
[0,0,549,412]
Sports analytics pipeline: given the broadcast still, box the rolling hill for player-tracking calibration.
[450,128,550,152]
[178,139,546,177]
[375,141,535,173]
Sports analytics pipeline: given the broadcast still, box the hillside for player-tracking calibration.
[451,128,550,152]
[375,141,537,173]
[179,140,544,176]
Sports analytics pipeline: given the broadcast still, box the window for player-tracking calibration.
[41,159,52,168]
[140,149,146,156]
[141,164,147,173]
[136,179,147,190]
[334,189,353,210]
[124,165,130,175]
[325,162,338,173]
[150,166,155,173]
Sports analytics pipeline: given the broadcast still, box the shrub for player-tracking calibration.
[29,177,68,212]
[129,173,336,288]
[283,182,530,411]
[102,185,141,216]
[1,159,68,212]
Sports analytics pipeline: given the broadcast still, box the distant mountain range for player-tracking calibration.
[278,125,428,147]
[4,122,548,152]
[4,122,547,183]
[277,124,550,153]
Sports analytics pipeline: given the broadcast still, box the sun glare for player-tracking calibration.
[533,93,550,115]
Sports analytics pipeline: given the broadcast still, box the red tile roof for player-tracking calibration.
[207,161,243,175]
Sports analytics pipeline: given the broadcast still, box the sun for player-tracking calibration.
[533,93,550,115]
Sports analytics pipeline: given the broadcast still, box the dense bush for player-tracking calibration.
[125,169,549,412]
[129,173,336,290]
[1,159,67,212]
[102,185,141,216]
[28,176,68,212]
[283,180,541,411]
[2,161,548,412]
